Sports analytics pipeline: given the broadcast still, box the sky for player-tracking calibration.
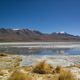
[0,0,80,35]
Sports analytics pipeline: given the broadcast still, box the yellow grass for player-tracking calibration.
[58,68,76,80]
[55,66,61,73]
[32,60,54,74]
[8,70,32,80]
[0,53,8,57]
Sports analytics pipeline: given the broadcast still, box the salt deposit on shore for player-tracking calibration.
[0,42,80,49]
[21,55,80,67]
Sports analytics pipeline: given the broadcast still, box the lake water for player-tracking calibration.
[0,47,80,55]
[0,47,80,67]
[0,42,80,67]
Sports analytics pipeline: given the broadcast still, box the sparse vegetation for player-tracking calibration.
[55,66,61,73]
[58,69,76,80]
[8,70,32,80]
[32,60,54,74]
[0,54,22,69]
[0,54,78,80]
[0,53,8,57]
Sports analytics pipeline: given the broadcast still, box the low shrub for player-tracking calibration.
[0,53,8,57]
[58,69,75,80]
[8,70,32,80]
[32,60,54,74]
[55,66,61,73]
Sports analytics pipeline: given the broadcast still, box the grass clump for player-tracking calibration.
[58,69,76,80]
[0,53,8,57]
[55,66,61,73]
[32,60,54,74]
[8,70,32,80]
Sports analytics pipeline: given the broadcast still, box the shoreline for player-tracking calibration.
[0,42,80,49]
[21,55,80,67]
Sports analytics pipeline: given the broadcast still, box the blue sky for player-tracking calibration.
[0,0,80,35]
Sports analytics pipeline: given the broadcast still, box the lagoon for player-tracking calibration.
[0,42,80,67]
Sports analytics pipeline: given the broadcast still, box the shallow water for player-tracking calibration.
[0,47,80,66]
[0,47,80,55]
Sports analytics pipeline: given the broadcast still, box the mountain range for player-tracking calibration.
[0,28,80,42]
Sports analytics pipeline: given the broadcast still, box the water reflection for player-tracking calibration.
[0,47,80,55]
[0,47,80,66]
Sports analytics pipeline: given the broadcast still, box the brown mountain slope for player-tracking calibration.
[0,28,80,42]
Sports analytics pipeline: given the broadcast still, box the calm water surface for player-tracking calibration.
[0,47,80,55]
[0,47,80,66]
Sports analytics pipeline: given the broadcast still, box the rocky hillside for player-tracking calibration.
[0,28,80,42]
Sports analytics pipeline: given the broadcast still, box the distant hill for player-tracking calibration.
[0,28,80,42]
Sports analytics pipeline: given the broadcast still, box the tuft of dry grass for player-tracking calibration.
[55,66,61,73]
[8,70,32,80]
[0,53,8,57]
[32,60,54,74]
[58,68,76,80]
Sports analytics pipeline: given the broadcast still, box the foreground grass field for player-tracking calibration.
[7,61,76,80]
[0,53,79,80]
